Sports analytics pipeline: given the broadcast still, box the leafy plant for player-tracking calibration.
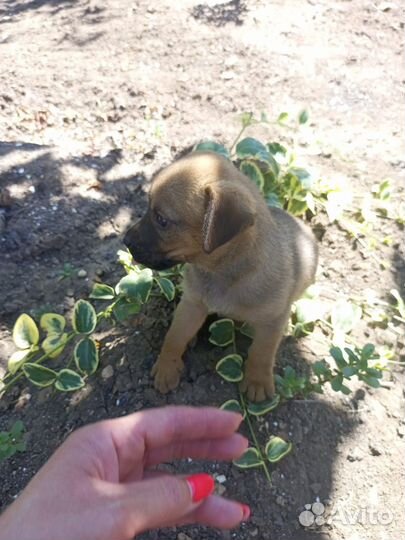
[1,254,182,395]
[57,262,77,281]
[211,318,292,483]
[0,421,26,462]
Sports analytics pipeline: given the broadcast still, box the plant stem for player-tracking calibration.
[239,389,272,485]
[229,117,252,154]
[1,333,76,394]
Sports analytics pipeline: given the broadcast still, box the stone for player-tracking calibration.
[347,446,363,461]
[77,269,87,278]
[216,484,226,496]
[276,495,287,507]
[101,365,114,379]
[177,534,192,540]
[369,442,383,456]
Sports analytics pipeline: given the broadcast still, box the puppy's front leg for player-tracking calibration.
[152,296,208,393]
[241,312,290,402]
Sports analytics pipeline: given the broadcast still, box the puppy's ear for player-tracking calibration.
[203,182,255,254]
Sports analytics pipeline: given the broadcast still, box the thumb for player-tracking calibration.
[121,473,215,534]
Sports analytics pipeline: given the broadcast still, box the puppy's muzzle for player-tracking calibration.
[123,218,179,271]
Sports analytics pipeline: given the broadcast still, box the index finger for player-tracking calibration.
[112,406,243,448]
[102,406,243,478]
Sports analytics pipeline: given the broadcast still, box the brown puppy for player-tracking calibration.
[124,151,318,401]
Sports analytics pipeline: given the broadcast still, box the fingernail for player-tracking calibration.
[240,504,251,521]
[186,473,215,503]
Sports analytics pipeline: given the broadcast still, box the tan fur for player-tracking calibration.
[124,151,318,401]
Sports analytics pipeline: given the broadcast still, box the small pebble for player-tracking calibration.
[77,269,87,278]
[216,474,226,484]
[216,484,226,496]
[101,365,114,379]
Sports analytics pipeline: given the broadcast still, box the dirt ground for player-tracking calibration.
[0,1,404,539]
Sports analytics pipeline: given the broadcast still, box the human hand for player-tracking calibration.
[0,406,249,540]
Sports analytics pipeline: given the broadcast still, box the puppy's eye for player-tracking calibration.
[154,211,169,229]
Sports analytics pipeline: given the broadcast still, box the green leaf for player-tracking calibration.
[298,109,309,124]
[289,167,314,190]
[341,384,351,395]
[209,319,235,347]
[312,360,330,377]
[23,363,57,387]
[365,367,383,378]
[247,394,280,416]
[194,141,230,158]
[294,298,325,324]
[220,399,245,418]
[240,111,254,128]
[238,322,254,339]
[8,349,31,374]
[89,283,116,300]
[267,142,287,156]
[331,300,362,344]
[10,420,25,437]
[42,333,68,359]
[233,447,264,469]
[216,354,243,382]
[265,436,292,463]
[344,347,359,364]
[72,300,97,335]
[266,193,283,208]
[361,343,375,361]
[360,374,381,388]
[55,369,85,392]
[330,347,347,369]
[74,337,99,376]
[113,298,142,322]
[13,314,39,349]
[331,374,343,392]
[236,137,270,162]
[342,366,357,377]
[288,198,308,216]
[116,269,153,303]
[40,313,66,335]
[156,277,176,301]
[277,112,289,124]
[117,249,134,270]
[240,160,265,191]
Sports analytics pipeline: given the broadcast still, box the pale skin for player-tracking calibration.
[0,407,249,540]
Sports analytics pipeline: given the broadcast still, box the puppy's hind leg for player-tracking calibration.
[240,310,290,402]
[152,295,208,393]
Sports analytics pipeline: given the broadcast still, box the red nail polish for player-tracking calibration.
[240,504,251,521]
[186,473,215,503]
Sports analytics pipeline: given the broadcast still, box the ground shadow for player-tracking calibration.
[0,0,75,18]
[0,142,361,539]
[191,0,248,27]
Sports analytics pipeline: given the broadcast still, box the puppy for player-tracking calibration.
[124,151,318,401]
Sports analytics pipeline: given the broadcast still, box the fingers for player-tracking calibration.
[117,473,215,535]
[145,433,248,467]
[127,406,243,446]
[181,494,250,529]
[100,406,243,478]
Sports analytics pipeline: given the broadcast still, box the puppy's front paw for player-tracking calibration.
[151,358,184,394]
[240,373,275,402]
